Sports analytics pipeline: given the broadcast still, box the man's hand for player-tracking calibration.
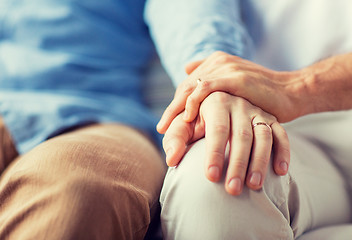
[158,51,352,134]
[156,51,306,134]
[162,92,290,195]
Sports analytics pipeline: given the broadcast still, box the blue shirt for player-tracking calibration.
[0,0,160,153]
[145,0,254,86]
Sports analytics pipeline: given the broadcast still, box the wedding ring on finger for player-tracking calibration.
[252,122,272,133]
[197,78,202,84]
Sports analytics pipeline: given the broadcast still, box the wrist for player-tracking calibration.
[275,70,311,121]
[291,68,320,116]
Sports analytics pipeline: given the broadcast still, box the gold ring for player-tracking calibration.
[197,78,202,84]
[252,122,272,132]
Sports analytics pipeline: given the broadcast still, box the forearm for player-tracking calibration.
[292,52,352,116]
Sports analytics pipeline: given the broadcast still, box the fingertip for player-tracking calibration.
[156,118,164,131]
[156,127,165,135]
[156,121,167,134]
[156,123,163,133]
[165,150,179,167]
[166,156,177,167]
[165,140,187,167]
[158,108,177,134]
[206,165,221,182]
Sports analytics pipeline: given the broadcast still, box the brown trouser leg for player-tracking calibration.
[0,123,166,240]
[0,118,18,173]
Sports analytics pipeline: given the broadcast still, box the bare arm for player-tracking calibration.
[157,51,352,132]
[298,52,352,115]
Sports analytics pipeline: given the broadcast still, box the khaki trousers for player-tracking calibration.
[0,120,166,240]
[160,111,352,240]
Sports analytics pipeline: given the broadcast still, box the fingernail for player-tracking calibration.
[249,172,262,186]
[228,178,241,193]
[279,161,288,172]
[208,166,220,180]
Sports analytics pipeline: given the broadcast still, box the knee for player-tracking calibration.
[5,131,159,238]
[1,126,165,239]
[11,133,100,175]
[57,176,151,238]
[6,145,153,240]
[13,128,163,182]
[160,139,294,240]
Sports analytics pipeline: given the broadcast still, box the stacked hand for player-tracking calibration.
[157,51,305,133]
[159,51,295,195]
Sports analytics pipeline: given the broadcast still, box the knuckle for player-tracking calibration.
[280,146,291,158]
[234,71,247,81]
[216,54,233,64]
[187,95,196,105]
[253,156,270,166]
[234,98,251,110]
[210,91,230,103]
[208,149,225,164]
[230,160,248,172]
[231,55,241,61]
[211,149,225,158]
[174,86,182,96]
[269,114,278,123]
[229,63,241,72]
[213,124,229,134]
[210,51,226,59]
[209,51,233,64]
[181,82,195,95]
[198,79,210,90]
[234,128,253,141]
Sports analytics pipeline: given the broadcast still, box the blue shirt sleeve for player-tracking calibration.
[0,0,162,154]
[144,0,254,87]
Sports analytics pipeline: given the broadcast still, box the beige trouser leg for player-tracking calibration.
[0,123,166,240]
[160,112,352,240]
[297,224,352,240]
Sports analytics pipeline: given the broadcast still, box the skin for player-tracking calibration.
[158,50,352,195]
[157,51,352,132]
[162,92,290,195]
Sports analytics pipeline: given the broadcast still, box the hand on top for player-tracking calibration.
[157,51,304,134]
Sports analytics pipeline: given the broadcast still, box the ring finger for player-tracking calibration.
[246,118,273,190]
